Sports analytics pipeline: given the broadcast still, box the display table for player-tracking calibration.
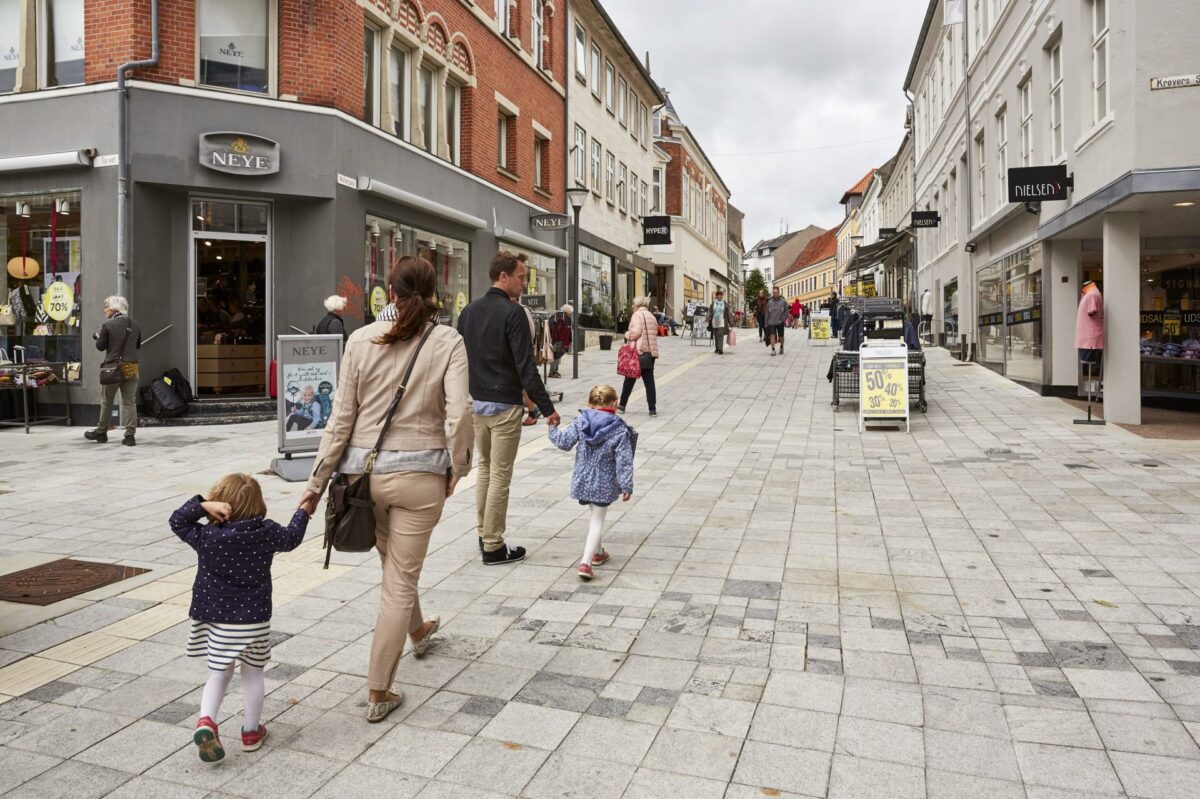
[196,344,266,394]
[0,362,76,433]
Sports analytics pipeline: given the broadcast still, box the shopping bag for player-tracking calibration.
[616,342,642,378]
[727,329,736,347]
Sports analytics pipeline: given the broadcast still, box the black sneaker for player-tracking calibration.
[482,544,526,566]
[616,405,626,414]
[122,434,136,447]
[649,411,658,417]
[84,430,108,443]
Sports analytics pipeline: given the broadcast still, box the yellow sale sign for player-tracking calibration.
[860,356,908,419]
[811,314,831,340]
[42,280,74,322]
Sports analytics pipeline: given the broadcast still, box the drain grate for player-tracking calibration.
[0,559,149,606]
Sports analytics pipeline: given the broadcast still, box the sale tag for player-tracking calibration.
[42,280,74,322]
[370,286,388,318]
[860,356,908,419]
[811,313,831,340]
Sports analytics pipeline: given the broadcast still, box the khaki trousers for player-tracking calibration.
[96,377,138,435]
[474,406,524,552]
[367,471,445,692]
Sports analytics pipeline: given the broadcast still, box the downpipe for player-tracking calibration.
[116,0,160,303]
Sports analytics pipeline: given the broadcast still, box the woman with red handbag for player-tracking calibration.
[617,297,659,417]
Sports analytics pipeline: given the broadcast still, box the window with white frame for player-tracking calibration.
[640,180,648,218]
[590,43,601,98]
[996,107,1007,208]
[199,0,270,93]
[1048,41,1064,159]
[42,0,86,87]
[605,151,615,203]
[497,0,510,37]
[497,112,510,170]
[389,46,410,140]
[574,23,586,82]
[617,76,627,126]
[573,125,587,185]
[652,168,662,212]
[628,87,637,137]
[534,136,547,191]
[683,173,690,219]
[363,27,379,126]
[630,171,638,215]
[590,139,602,193]
[1019,78,1032,166]
[1091,0,1109,123]
[618,163,627,212]
[975,130,987,215]
[419,64,437,154]
[445,80,461,165]
[639,103,648,145]
[532,0,545,70]
[605,60,615,112]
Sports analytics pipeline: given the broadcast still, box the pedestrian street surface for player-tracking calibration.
[1,327,1200,798]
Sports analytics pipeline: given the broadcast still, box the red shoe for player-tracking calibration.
[578,563,594,580]
[241,724,268,752]
[591,550,611,566]
[193,716,224,763]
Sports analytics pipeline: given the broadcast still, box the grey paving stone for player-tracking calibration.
[733,740,831,796]
[72,719,187,773]
[612,654,696,690]
[7,707,133,758]
[515,671,606,712]
[101,776,209,799]
[827,754,924,799]
[642,727,742,782]
[0,748,60,795]
[4,759,130,799]
[523,751,636,799]
[229,748,345,799]
[358,723,471,777]
[443,661,537,701]
[1004,705,1104,748]
[560,714,659,765]
[621,767,727,799]
[1013,742,1124,793]
[308,763,426,798]
[83,676,195,717]
[286,708,394,761]
[760,670,843,713]
[1092,712,1200,758]
[925,769,1026,799]
[435,737,551,795]
[1109,750,1200,799]
[477,701,580,750]
[664,692,756,738]
[836,716,925,766]
[749,703,839,752]
[926,728,1022,781]
[585,697,633,718]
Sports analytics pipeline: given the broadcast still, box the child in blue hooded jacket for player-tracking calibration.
[548,384,637,580]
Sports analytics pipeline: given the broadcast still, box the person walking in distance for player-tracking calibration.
[548,304,573,378]
[617,297,660,416]
[755,289,768,343]
[315,295,349,340]
[711,289,733,354]
[828,290,841,338]
[765,286,789,356]
[84,295,142,446]
[458,252,560,565]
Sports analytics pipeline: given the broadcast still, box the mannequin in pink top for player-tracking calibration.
[1075,281,1104,364]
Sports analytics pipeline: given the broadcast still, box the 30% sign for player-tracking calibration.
[860,358,908,418]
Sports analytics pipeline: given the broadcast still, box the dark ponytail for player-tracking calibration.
[374,256,439,345]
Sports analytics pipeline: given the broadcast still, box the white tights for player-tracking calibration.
[200,662,265,732]
[581,504,607,566]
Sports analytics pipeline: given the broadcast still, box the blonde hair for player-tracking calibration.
[631,296,650,309]
[588,384,619,408]
[208,473,267,521]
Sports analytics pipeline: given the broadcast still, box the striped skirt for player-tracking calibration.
[186,619,272,671]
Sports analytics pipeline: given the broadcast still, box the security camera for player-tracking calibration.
[965,243,977,253]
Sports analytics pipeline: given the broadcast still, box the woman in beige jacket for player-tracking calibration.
[617,296,660,417]
[299,256,472,723]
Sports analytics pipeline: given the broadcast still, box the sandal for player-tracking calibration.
[412,616,441,659]
[366,691,404,723]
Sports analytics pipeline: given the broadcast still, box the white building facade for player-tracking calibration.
[909,0,1200,423]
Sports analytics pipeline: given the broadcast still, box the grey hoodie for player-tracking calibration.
[765,296,789,327]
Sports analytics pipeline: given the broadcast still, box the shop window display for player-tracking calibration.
[520,251,556,308]
[1139,253,1200,401]
[1,191,84,365]
[975,261,1004,373]
[578,245,612,327]
[943,279,959,347]
[1003,245,1043,383]
[198,0,270,94]
[364,215,469,326]
[43,0,85,87]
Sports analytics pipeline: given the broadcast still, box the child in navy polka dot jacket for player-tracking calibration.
[169,473,309,763]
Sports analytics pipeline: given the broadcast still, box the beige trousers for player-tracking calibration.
[474,406,524,552]
[367,471,446,692]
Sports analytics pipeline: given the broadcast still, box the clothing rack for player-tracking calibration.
[532,311,564,402]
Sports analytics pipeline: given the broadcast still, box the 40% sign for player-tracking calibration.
[860,358,907,418]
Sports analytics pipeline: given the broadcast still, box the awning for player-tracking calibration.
[358,177,488,230]
[709,269,729,285]
[845,229,912,275]
[497,228,569,259]
[0,150,95,173]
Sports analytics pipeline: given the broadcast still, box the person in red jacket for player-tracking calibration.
[790,298,802,329]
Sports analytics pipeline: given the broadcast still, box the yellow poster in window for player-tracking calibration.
[370,286,387,318]
[43,280,75,322]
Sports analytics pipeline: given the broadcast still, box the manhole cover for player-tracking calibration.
[0,559,149,606]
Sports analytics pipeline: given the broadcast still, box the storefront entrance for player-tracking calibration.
[191,199,270,397]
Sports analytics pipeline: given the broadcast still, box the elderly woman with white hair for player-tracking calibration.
[84,295,143,446]
[316,295,348,340]
[617,296,659,417]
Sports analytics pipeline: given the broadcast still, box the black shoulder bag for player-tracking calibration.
[99,324,136,386]
[323,323,438,568]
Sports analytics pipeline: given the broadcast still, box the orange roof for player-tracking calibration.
[778,229,837,279]
[839,169,876,205]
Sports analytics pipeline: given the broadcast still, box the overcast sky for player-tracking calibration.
[601,0,928,250]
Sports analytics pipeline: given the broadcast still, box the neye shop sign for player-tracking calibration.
[200,132,280,176]
[530,213,571,231]
[1007,165,1071,203]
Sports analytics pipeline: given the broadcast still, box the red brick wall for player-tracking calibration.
[659,141,683,216]
[80,0,566,209]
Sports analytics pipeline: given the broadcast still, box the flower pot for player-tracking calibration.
[598,335,614,351]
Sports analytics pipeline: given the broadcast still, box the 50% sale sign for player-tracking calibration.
[859,345,909,432]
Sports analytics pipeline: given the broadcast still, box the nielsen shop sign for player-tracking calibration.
[1007,165,1072,203]
[199,132,280,176]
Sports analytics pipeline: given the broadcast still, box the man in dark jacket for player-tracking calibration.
[765,286,789,356]
[458,252,560,565]
[85,295,142,446]
[754,290,768,342]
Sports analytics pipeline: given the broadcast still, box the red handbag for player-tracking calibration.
[616,341,642,378]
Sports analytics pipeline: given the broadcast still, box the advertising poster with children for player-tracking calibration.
[276,334,343,454]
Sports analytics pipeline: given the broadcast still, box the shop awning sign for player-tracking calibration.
[200,132,280,176]
[911,211,940,228]
[642,215,672,245]
[531,213,570,231]
[1008,165,1071,203]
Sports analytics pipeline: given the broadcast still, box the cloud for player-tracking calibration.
[599,0,928,248]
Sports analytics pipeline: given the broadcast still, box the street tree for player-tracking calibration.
[744,269,766,313]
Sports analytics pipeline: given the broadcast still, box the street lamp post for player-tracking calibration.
[566,186,589,380]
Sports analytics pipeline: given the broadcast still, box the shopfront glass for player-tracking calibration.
[364,215,469,326]
[198,0,270,93]
[976,262,1004,372]
[1003,244,1043,383]
[193,199,269,397]
[1139,253,1200,401]
[0,0,19,93]
[943,279,959,347]
[1,190,84,365]
[579,244,613,326]
[519,250,557,309]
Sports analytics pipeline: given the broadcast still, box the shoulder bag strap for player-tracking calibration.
[111,323,132,363]
[364,322,439,473]
[641,309,653,353]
